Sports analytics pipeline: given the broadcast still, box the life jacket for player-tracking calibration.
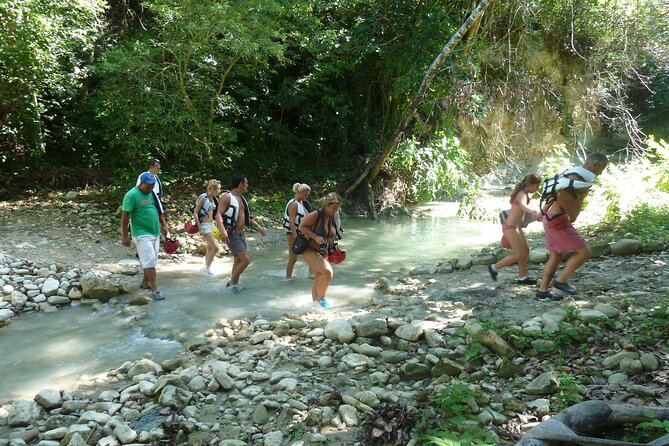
[540,167,594,220]
[283,199,307,231]
[190,193,219,223]
[222,192,251,229]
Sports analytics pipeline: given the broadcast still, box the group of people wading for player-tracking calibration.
[121,168,341,309]
[121,152,609,307]
[488,152,609,301]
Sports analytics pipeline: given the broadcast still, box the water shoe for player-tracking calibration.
[515,277,538,285]
[487,264,498,281]
[552,280,577,295]
[318,298,331,308]
[536,290,562,301]
[152,290,165,301]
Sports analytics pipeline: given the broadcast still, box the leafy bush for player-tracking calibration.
[388,132,474,203]
[610,203,669,243]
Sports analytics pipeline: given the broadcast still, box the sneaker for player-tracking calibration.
[318,298,331,308]
[552,280,578,295]
[152,290,165,301]
[536,290,562,301]
[139,284,151,291]
[226,282,240,294]
[203,268,215,277]
[487,264,498,281]
[515,277,538,285]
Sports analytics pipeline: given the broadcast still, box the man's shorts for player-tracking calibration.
[134,234,160,268]
[542,216,587,254]
[227,231,247,256]
[200,222,214,235]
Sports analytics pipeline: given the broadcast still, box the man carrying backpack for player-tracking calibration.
[536,153,608,300]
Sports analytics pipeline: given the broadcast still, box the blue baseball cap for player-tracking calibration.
[139,172,157,184]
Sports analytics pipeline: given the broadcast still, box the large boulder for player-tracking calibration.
[8,400,41,427]
[611,239,642,256]
[41,278,60,297]
[80,274,119,301]
[324,319,355,344]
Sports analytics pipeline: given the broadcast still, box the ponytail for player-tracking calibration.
[510,173,541,204]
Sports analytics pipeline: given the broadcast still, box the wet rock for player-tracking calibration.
[127,358,162,378]
[47,295,69,305]
[10,291,28,308]
[342,353,369,368]
[619,358,643,374]
[395,321,427,341]
[263,431,283,446]
[158,385,192,409]
[252,405,269,425]
[431,358,465,378]
[607,372,629,386]
[113,423,137,443]
[456,256,473,269]
[639,352,660,371]
[79,274,119,301]
[400,363,431,380]
[627,384,657,398]
[338,404,358,426]
[7,400,40,427]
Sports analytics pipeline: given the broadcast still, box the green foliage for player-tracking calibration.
[646,136,669,192]
[0,0,107,167]
[629,306,669,347]
[388,132,473,202]
[607,202,669,243]
[552,372,584,412]
[415,383,496,446]
[638,413,669,434]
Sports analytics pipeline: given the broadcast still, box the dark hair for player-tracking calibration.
[148,158,161,168]
[510,173,542,204]
[584,152,608,166]
[231,172,247,189]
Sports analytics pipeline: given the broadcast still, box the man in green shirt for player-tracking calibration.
[120,172,168,300]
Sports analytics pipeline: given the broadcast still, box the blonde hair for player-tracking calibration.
[321,192,341,207]
[292,183,311,194]
[204,179,221,194]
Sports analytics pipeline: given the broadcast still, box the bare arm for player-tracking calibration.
[287,202,298,237]
[556,188,589,222]
[120,211,131,246]
[193,196,205,230]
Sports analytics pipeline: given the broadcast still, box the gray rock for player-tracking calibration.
[211,362,236,390]
[8,400,40,427]
[602,351,638,369]
[355,319,388,338]
[400,363,431,380]
[577,309,608,322]
[608,372,629,386]
[47,295,70,305]
[338,404,358,426]
[10,291,27,308]
[127,358,161,378]
[276,378,298,392]
[619,358,643,374]
[342,353,369,368]
[475,329,516,358]
[525,371,559,395]
[324,319,356,344]
[263,431,283,446]
[41,278,60,297]
[431,358,465,377]
[456,256,473,269]
[113,423,137,444]
[611,239,642,255]
[380,351,408,364]
[627,384,657,398]
[639,352,660,371]
[252,405,269,425]
[158,385,192,409]
[395,321,427,341]
[529,248,550,264]
[593,304,619,318]
[79,274,119,301]
[250,331,273,344]
[78,411,111,424]
[34,389,62,409]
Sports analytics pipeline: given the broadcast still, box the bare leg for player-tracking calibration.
[539,251,563,292]
[143,268,158,292]
[204,233,219,269]
[495,229,529,275]
[303,250,333,300]
[230,251,251,286]
[556,246,590,284]
[286,233,298,278]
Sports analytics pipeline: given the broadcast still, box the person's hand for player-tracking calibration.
[121,235,131,247]
[259,226,267,236]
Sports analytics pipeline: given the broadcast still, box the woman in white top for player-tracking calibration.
[283,183,311,279]
[193,179,222,276]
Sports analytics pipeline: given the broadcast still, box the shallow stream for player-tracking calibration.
[0,203,500,403]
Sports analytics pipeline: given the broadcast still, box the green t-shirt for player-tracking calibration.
[122,187,160,236]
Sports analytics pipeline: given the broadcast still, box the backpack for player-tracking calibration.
[539,167,595,218]
[189,193,219,223]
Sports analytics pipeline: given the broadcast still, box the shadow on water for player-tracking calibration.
[0,205,499,402]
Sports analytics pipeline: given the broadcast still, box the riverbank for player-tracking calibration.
[1,196,668,445]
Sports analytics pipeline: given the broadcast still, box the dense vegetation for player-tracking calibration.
[2,0,669,203]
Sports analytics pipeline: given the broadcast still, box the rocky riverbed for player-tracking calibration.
[1,195,668,446]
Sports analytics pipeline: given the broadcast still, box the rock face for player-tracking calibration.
[611,239,642,255]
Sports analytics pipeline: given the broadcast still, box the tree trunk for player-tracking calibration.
[345,0,494,196]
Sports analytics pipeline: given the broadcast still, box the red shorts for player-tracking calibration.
[542,214,586,253]
[501,224,518,249]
